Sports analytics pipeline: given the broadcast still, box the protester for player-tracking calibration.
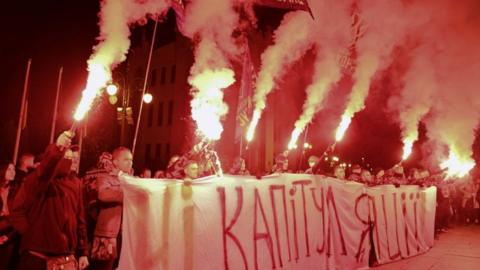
[348,164,362,181]
[139,168,152,178]
[0,162,18,270]
[304,155,320,174]
[229,157,250,176]
[333,165,346,180]
[10,131,89,270]
[153,170,166,178]
[90,147,132,270]
[271,152,289,173]
[183,160,199,183]
[83,152,114,246]
[9,154,35,203]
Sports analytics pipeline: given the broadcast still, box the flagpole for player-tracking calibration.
[132,17,158,155]
[13,59,32,165]
[49,66,63,144]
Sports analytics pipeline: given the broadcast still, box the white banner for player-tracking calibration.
[366,185,436,265]
[117,174,435,270]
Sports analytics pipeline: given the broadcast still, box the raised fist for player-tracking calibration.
[56,131,73,150]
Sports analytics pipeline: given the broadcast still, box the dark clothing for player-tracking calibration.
[10,144,88,257]
[16,252,46,270]
[10,169,28,204]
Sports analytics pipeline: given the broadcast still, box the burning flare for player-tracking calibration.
[74,63,110,121]
[440,149,475,178]
[287,128,302,150]
[335,114,352,142]
[189,68,235,141]
[246,110,261,142]
[402,138,414,161]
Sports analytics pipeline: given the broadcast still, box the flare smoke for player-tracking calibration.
[74,0,170,121]
[335,0,412,140]
[248,12,315,141]
[288,0,353,148]
[184,0,240,140]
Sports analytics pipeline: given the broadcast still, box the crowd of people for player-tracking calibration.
[0,130,478,269]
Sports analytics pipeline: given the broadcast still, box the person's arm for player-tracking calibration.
[10,132,71,234]
[97,175,123,203]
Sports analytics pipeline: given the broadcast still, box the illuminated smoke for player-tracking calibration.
[247,11,315,141]
[335,0,412,141]
[184,0,239,140]
[288,0,353,148]
[74,0,170,121]
[394,0,480,176]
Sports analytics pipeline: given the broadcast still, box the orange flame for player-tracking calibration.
[335,115,352,142]
[402,138,414,160]
[440,150,475,178]
[288,128,302,150]
[246,110,261,142]
[190,68,235,141]
[74,63,110,121]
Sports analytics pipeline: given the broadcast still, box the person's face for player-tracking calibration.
[334,167,345,179]
[308,159,317,168]
[5,164,16,181]
[114,150,133,173]
[361,171,373,182]
[70,151,80,172]
[142,169,152,178]
[64,150,80,172]
[185,163,199,180]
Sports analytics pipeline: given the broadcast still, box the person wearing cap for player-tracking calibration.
[10,131,89,270]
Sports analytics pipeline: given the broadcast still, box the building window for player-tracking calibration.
[147,105,154,127]
[168,100,173,126]
[155,143,162,159]
[165,143,171,160]
[145,144,151,162]
[161,67,167,85]
[157,102,164,126]
[150,69,157,87]
[170,65,176,83]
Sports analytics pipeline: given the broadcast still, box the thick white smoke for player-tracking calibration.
[75,0,170,121]
[288,0,353,148]
[420,0,480,174]
[385,0,480,174]
[251,11,315,123]
[183,0,240,140]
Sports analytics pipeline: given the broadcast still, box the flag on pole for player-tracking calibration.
[235,44,255,144]
[254,0,314,18]
[171,0,186,34]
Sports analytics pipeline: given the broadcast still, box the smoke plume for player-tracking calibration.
[248,11,315,139]
[183,0,240,140]
[288,0,353,148]
[74,0,170,121]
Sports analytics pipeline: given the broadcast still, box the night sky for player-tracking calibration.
[0,0,99,160]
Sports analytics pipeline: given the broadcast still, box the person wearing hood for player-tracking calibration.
[10,131,89,270]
